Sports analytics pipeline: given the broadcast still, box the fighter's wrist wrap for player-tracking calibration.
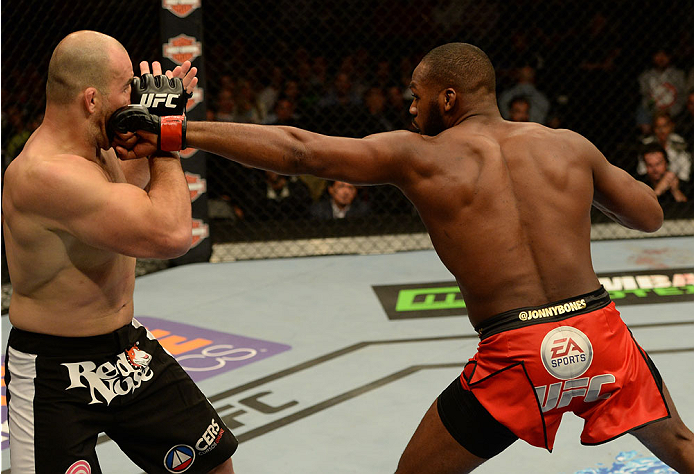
[160,115,186,151]
[107,105,186,152]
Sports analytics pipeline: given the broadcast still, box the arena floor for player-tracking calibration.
[2,236,693,474]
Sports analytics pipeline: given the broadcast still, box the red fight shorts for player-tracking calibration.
[461,286,670,451]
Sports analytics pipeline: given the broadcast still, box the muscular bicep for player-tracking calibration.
[588,142,663,232]
[28,160,182,257]
[297,129,422,186]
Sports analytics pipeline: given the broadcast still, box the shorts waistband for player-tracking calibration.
[475,286,611,340]
[7,321,143,357]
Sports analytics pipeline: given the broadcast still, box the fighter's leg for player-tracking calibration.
[395,378,517,474]
[630,383,694,473]
[395,400,486,474]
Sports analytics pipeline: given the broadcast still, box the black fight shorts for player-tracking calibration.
[437,377,518,459]
[4,320,238,473]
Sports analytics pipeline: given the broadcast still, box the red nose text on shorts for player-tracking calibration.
[62,353,154,405]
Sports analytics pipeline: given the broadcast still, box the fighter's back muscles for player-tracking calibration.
[184,120,663,321]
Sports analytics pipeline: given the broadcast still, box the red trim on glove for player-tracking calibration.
[160,115,185,151]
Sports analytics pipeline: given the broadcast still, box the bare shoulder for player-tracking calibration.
[502,123,599,161]
[6,151,105,213]
[362,129,429,154]
[501,122,582,145]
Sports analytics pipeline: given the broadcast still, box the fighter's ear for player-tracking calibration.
[442,88,456,112]
[83,87,99,114]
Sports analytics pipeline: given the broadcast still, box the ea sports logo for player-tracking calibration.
[540,326,593,380]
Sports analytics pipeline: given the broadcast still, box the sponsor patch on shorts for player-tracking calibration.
[540,326,593,380]
[65,460,91,474]
[164,444,195,472]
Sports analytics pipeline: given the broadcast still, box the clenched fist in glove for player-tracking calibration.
[109,104,186,152]
[110,60,197,158]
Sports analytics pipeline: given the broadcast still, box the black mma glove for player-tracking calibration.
[131,74,190,116]
[109,104,186,152]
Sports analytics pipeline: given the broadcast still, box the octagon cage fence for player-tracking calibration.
[2,0,693,301]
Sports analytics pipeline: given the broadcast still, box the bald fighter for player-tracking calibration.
[2,31,237,473]
[113,43,694,473]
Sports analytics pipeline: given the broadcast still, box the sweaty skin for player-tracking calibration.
[160,54,662,328]
[180,116,661,327]
[2,32,194,337]
[114,45,693,474]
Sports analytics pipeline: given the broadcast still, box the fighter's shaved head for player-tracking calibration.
[419,43,496,94]
[46,30,128,104]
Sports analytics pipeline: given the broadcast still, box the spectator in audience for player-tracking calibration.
[638,111,692,183]
[338,54,368,99]
[675,90,694,148]
[507,96,531,122]
[499,66,550,124]
[636,48,687,136]
[385,84,414,131]
[247,170,311,221]
[317,71,362,109]
[257,66,284,117]
[637,143,689,203]
[311,181,370,220]
[214,87,238,122]
[572,11,627,148]
[310,56,329,94]
[280,78,301,103]
[374,59,394,90]
[315,72,366,137]
[234,78,265,124]
[362,86,395,133]
[264,97,300,126]
[494,30,545,91]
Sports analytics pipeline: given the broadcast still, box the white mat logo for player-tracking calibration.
[540,326,593,380]
[62,349,154,405]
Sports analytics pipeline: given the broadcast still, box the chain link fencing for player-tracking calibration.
[2,0,693,279]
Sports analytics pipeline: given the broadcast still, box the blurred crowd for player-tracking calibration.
[3,5,694,221]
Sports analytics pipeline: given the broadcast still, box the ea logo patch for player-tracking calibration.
[164,444,195,472]
[540,326,593,380]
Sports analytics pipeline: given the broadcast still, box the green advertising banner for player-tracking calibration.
[373,268,694,320]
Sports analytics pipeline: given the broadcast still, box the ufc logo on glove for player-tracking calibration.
[108,73,189,151]
[131,73,189,116]
[139,93,181,109]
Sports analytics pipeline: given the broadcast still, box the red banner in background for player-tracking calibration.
[161,1,211,264]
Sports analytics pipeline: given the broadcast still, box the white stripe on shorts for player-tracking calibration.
[7,346,38,474]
